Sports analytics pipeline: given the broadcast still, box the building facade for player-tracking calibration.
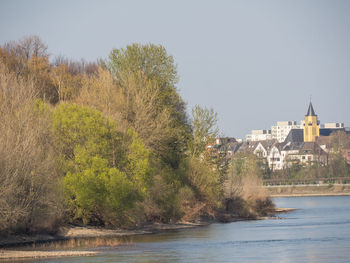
[271,121,303,142]
[246,130,272,142]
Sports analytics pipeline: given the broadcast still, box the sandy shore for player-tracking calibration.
[0,210,292,261]
[0,222,207,261]
[0,250,97,260]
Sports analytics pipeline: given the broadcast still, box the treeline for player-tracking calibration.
[0,36,271,236]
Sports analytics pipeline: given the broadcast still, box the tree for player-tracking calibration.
[52,103,153,226]
[329,131,350,177]
[27,56,58,102]
[108,44,190,169]
[224,153,268,216]
[1,35,48,77]
[189,105,219,158]
[51,64,82,101]
[109,43,178,93]
[0,62,62,234]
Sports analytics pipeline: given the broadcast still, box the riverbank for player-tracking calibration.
[0,208,293,261]
[0,222,207,261]
[265,184,350,197]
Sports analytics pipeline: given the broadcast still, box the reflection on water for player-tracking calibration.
[27,196,350,263]
[16,236,133,251]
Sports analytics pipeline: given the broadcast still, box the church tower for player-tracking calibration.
[303,102,320,142]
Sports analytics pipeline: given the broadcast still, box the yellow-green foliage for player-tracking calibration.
[53,104,150,226]
[52,103,117,161]
[126,129,152,194]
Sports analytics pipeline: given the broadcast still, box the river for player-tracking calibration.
[29,196,350,262]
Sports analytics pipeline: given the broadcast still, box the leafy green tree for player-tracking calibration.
[52,103,119,163]
[126,129,152,194]
[108,44,190,169]
[189,105,218,158]
[64,150,137,225]
[52,103,148,225]
[109,43,178,97]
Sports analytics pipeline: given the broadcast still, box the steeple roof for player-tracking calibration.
[306,102,316,116]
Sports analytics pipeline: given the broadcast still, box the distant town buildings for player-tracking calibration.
[246,103,344,143]
[210,102,349,170]
[247,121,303,143]
[271,121,303,142]
[246,130,272,142]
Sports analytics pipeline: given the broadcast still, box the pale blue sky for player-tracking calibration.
[1,0,349,139]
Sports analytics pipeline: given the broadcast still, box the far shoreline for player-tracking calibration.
[271,192,350,197]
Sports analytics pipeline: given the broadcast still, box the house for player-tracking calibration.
[206,137,240,159]
[267,143,284,170]
[282,142,328,168]
[343,142,350,164]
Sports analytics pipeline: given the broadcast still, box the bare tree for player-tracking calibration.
[3,35,48,60]
[0,62,62,235]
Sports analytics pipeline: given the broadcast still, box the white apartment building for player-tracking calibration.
[246,129,272,142]
[271,121,303,143]
[320,123,344,129]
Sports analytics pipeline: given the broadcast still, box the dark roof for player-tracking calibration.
[301,142,327,155]
[282,141,327,155]
[284,129,304,143]
[259,139,278,150]
[306,102,316,116]
[238,141,260,154]
[316,135,332,147]
[217,137,236,145]
[320,128,345,136]
[227,142,242,153]
[282,141,304,151]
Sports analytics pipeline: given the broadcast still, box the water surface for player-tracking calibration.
[31,196,350,262]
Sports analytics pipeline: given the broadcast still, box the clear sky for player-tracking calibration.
[1,0,349,139]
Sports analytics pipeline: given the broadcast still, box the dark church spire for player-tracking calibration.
[306,102,316,116]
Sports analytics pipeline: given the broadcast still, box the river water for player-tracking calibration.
[31,196,350,263]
